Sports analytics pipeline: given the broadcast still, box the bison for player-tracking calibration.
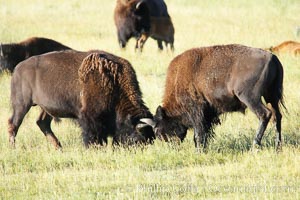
[0,37,71,73]
[8,50,154,149]
[267,40,300,56]
[114,0,174,51]
[141,44,285,151]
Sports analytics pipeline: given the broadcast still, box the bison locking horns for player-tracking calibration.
[8,50,155,148]
[141,44,286,151]
[114,0,174,51]
[0,37,71,73]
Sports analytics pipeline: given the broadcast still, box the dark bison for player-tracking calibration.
[8,50,154,149]
[0,37,71,73]
[142,44,285,151]
[114,0,174,51]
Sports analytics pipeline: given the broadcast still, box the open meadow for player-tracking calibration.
[1,0,300,199]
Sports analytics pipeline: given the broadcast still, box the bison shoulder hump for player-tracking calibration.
[78,53,120,83]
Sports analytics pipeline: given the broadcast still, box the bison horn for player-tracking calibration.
[139,118,156,128]
[135,123,149,132]
[136,0,145,9]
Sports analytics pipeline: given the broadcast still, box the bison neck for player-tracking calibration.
[116,97,152,126]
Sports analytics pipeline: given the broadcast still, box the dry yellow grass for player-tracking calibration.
[1,0,300,199]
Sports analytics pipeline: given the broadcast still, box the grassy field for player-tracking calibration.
[1,0,300,199]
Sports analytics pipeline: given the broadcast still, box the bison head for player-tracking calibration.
[114,0,151,48]
[141,106,188,142]
[0,44,26,73]
[113,114,155,146]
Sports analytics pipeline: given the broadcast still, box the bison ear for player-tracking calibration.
[155,106,166,120]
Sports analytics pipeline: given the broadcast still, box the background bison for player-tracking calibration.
[8,50,154,148]
[142,44,285,151]
[114,0,174,51]
[0,37,71,73]
[267,40,300,56]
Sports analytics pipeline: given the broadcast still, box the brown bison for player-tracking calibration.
[0,37,71,73]
[114,0,174,51]
[8,50,154,148]
[268,40,300,56]
[142,44,285,151]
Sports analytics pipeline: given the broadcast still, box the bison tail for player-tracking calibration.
[273,55,287,112]
[266,54,287,117]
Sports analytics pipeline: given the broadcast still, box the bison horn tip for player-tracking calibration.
[136,1,144,9]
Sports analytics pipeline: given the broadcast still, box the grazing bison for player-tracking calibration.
[114,0,174,51]
[0,37,71,73]
[8,50,154,148]
[267,40,300,56]
[142,44,285,151]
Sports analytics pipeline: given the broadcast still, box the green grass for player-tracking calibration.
[1,0,300,199]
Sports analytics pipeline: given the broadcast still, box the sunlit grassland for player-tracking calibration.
[1,0,300,199]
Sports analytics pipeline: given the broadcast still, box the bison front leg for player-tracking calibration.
[36,110,62,149]
[135,33,149,52]
[157,40,163,50]
[8,104,31,148]
[78,116,106,148]
[193,126,207,153]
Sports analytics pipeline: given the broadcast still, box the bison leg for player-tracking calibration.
[79,117,106,148]
[252,105,272,146]
[170,42,174,52]
[8,104,31,147]
[193,128,201,151]
[135,33,148,52]
[268,100,283,151]
[36,110,62,149]
[194,126,211,153]
[164,41,174,52]
[157,40,163,50]
[238,96,272,147]
[193,126,206,152]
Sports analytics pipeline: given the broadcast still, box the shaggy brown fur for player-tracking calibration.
[147,44,285,151]
[78,53,154,146]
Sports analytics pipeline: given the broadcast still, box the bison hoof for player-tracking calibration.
[253,138,262,146]
[9,136,16,148]
[252,141,262,152]
[276,141,282,153]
